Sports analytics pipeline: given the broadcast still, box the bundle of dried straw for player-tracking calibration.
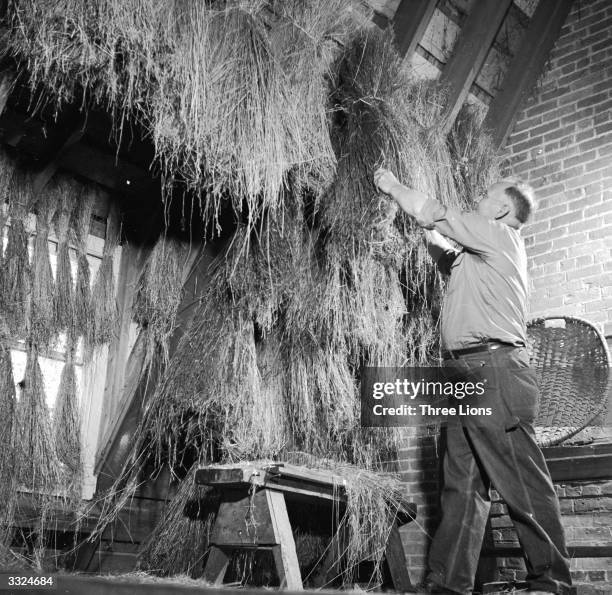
[29,190,57,350]
[51,178,76,337]
[53,344,82,500]
[133,234,190,366]
[71,186,94,342]
[15,345,61,491]
[4,170,31,339]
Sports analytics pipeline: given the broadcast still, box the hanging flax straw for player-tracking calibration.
[4,170,32,338]
[29,188,57,350]
[0,327,18,545]
[3,0,365,234]
[448,103,502,203]
[0,150,14,249]
[52,341,82,500]
[0,70,15,116]
[0,151,15,308]
[71,185,94,341]
[138,464,216,577]
[15,344,61,491]
[133,234,190,366]
[52,178,76,336]
[90,203,119,348]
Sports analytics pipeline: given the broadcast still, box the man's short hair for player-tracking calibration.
[504,182,535,224]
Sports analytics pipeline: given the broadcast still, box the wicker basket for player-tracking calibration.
[527,316,612,447]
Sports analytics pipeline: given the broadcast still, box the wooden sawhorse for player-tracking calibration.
[195,463,416,591]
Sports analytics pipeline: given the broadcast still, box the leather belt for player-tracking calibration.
[442,341,520,359]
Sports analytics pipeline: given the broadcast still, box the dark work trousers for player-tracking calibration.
[427,346,572,594]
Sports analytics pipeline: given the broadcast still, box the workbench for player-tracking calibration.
[195,463,417,591]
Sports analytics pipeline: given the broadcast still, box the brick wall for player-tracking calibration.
[397,427,442,585]
[503,0,612,337]
[489,481,612,585]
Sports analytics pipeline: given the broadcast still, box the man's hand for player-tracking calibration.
[373,167,430,221]
[374,168,401,195]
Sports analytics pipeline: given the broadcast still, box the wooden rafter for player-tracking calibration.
[484,0,575,150]
[392,0,438,60]
[439,0,513,132]
[32,124,85,195]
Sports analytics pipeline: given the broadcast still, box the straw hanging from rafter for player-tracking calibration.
[133,234,190,366]
[52,338,82,500]
[15,344,61,491]
[4,171,31,339]
[71,185,94,342]
[29,188,57,350]
[0,325,17,545]
[52,178,76,337]
[90,200,119,349]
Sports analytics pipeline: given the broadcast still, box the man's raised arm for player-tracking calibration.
[373,168,429,219]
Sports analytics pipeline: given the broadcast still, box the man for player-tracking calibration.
[373,169,572,595]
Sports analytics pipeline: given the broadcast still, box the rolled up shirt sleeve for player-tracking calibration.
[416,198,499,256]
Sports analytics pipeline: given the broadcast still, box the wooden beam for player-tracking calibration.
[392,0,438,60]
[93,242,212,484]
[484,0,575,150]
[439,0,513,132]
[32,124,85,195]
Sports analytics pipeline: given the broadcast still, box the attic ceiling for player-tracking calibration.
[0,0,573,224]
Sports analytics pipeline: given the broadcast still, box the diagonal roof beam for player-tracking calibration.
[484,0,575,150]
[439,0,513,132]
[392,0,438,60]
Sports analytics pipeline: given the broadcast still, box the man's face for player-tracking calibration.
[475,182,511,220]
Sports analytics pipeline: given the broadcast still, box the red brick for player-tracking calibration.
[575,129,595,143]
[589,15,612,35]
[529,120,561,138]
[564,170,603,190]
[563,150,597,169]
[534,228,566,245]
[553,233,589,249]
[585,202,612,218]
[512,114,543,134]
[568,218,605,235]
[558,88,593,109]
[556,47,590,69]
[595,120,612,135]
[523,220,549,236]
[566,263,604,281]
[525,99,559,119]
[513,136,544,154]
[589,226,612,240]
[580,131,612,152]
[542,127,574,145]
[547,279,582,297]
[564,289,601,305]
[533,272,566,289]
[570,11,609,35]
[557,69,584,88]
[550,212,580,230]
[535,199,568,216]
[507,130,529,145]
[568,240,606,258]
[560,105,594,124]
[560,255,594,272]
[585,298,612,313]
[531,249,568,267]
[534,184,565,200]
